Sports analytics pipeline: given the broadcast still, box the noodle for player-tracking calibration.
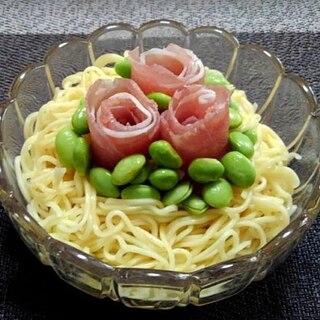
[15,54,300,272]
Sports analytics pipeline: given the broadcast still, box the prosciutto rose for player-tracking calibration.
[86,78,160,169]
[128,44,205,96]
[160,84,230,165]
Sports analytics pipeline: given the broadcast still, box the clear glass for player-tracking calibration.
[0,20,319,309]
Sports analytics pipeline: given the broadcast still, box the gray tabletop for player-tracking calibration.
[0,1,319,319]
[1,0,320,34]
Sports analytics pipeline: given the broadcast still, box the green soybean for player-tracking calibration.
[221,151,256,188]
[73,137,90,175]
[90,167,120,198]
[162,181,193,206]
[182,194,209,215]
[121,184,161,200]
[55,127,78,169]
[188,158,224,183]
[147,92,171,111]
[202,178,233,208]
[149,140,183,169]
[229,98,239,110]
[204,70,235,92]
[229,108,243,129]
[114,59,131,78]
[131,162,153,184]
[228,131,254,158]
[243,129,258,145]
[148,168,179,191]
[72,97,89,135]
[111,154,146,186]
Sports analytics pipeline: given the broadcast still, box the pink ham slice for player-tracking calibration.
[128,43,205,96]
[160,85,230,166]
[86,78,160,169]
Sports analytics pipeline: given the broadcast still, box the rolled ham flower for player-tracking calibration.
[128,43,205,96]
[160,84,230,166]
[86,78,160,169]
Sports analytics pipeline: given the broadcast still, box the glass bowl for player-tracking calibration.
[0,20,319,309]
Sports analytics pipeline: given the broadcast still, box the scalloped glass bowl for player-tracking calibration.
[0,20,320,309]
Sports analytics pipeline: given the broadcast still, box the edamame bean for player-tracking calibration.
[182,194,209,215]
[202,178,233,208]
[243,129,258,145]
[148,168,179,191]
[72,97,89,135]
[111,154,146,186]
[55,127,78,169]
[114,59,131,78]
[221,151,256,188]
[149,140,183,169]
[121,184,161,200]
[131,162,153,184]
[162,181,193,206]
[204,70,235,92]
[229,108,243,129]
[229,98,239,110]
[147,92,171,111]
[73,137,90,175]
[188,158,224,183]
[90,167,120,198]
[228,131,254,158]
